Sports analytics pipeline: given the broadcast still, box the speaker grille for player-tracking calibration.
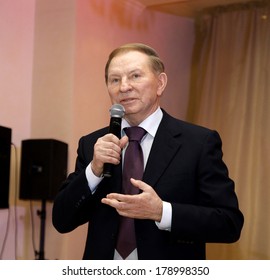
[19,139,68,201]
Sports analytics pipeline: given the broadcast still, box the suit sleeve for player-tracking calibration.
[52,136,96,233]
[171,130,244,243]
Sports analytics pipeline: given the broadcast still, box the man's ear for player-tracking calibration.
[157,72,168,96]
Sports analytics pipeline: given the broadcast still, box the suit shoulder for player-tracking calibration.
[162,113,223,151]
[178,119,214,136]
[162,110,215,137]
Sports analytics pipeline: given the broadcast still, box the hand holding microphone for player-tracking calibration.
[91,104,126,178]
[103,104,125,177]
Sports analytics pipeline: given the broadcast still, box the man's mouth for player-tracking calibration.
[120,98,136,105]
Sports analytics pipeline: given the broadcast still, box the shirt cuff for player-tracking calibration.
[85,163,103,194]
[155,201,172,231]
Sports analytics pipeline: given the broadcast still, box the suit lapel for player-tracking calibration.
[143,111,182,188]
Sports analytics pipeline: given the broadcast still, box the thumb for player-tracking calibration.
[120,135,128,149]
[130,178,150,192]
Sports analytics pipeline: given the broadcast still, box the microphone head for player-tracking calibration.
[109,104,125,118]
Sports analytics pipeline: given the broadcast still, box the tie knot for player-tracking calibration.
[124,126,146,142]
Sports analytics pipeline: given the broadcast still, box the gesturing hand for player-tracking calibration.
[101,178,163,222]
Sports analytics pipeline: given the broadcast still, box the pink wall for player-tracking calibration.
[0,0,194,259]
[0,0,35,145]
[0,0,36,260]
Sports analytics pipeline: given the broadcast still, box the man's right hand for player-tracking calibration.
[91,134,128,177]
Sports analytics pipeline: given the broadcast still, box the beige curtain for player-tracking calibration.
[187,0,270,259]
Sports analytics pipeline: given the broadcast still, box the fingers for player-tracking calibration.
[103,193,135,203]
[101,179,163,221]
[97,134,122,161]
[91,133,126,176]
[103,179,150,203]
[101,194,139,218]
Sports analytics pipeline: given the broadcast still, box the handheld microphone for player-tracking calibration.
[103,104,125,178]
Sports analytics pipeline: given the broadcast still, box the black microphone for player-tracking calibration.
[103,104,125,178]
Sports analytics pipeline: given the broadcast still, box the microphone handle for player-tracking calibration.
[103,117,122,177]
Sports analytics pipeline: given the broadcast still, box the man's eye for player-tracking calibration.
[132,73,140,79]
[110,78,119,84]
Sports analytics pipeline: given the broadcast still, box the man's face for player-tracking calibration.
[107,51,166,126]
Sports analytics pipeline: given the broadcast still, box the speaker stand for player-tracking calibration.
[36,199,46,260]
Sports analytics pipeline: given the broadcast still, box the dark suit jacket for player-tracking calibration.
[52,110,244,259]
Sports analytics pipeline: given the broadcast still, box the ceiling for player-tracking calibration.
[136,0,253,17]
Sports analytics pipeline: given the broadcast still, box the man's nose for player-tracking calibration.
[120,77,132,92]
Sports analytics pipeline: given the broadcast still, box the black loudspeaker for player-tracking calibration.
[0,126,12,208]
[19,139,68,201]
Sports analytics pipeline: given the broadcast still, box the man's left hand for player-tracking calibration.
[101,178,163,222]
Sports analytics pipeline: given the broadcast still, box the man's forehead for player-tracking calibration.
[108,51,150,72]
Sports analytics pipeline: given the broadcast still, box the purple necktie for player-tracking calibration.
[116,126,146,259]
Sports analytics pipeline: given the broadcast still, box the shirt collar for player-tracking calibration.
[121,107,163,137]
